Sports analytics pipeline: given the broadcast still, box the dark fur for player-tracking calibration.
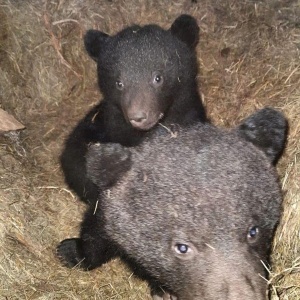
[57,108,287,300]
[60,15,206,205]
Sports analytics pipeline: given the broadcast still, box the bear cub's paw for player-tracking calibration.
[238,107,287,164]
[152,293,177,300]
[56,238,85,269]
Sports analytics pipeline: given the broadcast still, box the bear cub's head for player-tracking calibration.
[84,15,201,130]
[86,108,287,300]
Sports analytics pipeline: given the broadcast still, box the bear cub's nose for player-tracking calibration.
[129,112,148,126]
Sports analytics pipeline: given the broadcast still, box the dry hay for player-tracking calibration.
[0,0,299,299]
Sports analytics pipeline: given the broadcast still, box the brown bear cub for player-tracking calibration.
[60,15,206,205]
[57,108,287,300]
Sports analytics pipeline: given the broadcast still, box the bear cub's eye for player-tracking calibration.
[116,80,124,90]
[173,240,197,260]
[152,73,163,86]
[247,226,259,243]
[175,243,190,254]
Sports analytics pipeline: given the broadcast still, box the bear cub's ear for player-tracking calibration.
[238,107,288,165]
[86,143,132,189]
[170,14,200,49]
[84,29,110,62]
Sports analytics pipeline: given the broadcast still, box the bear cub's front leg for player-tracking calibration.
[57,206,119,270]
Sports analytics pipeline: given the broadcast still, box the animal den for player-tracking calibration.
[0,0,299,299]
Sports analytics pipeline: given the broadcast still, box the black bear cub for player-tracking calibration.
[57,108,287,300]
[60,15,206,205]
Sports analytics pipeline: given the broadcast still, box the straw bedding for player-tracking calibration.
[0,0,299,298]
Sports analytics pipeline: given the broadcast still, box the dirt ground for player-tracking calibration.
[0,0,299,299]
